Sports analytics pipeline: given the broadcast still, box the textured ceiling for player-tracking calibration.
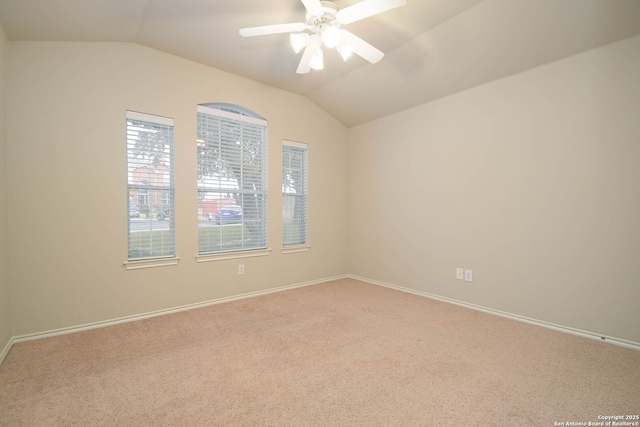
[1,0,640,127]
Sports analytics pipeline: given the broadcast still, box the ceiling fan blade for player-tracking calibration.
[340,30,384,64]
[336,0,406,24]
[296,36,321,74]
[301,0,325,17]
[239,22,306,37]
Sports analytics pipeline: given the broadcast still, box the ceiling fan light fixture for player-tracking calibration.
[240,0,407,73]
[309,47,324,70]
[290,33,309,53]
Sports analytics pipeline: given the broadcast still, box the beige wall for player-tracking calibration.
[348,35,640,344]
[4,35,640,345]
[0,24,11,350]
[6,42,348,336]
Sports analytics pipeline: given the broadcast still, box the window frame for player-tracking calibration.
[282,140,309,252]
[125,111,177,268]
[196,104,269,259]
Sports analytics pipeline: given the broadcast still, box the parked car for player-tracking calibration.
[157,209,170,221]
[215,205,243,225]
[129,202,140,218]
[202,198,236,221]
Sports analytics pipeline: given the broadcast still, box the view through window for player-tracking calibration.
[126,111,175,260]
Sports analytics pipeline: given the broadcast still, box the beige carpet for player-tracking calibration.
[1,278,639,426]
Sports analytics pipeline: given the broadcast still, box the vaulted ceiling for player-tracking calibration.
[1,0,640,127]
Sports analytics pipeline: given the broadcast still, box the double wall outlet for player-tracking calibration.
[238,264,245,275]
[456,267,473,282]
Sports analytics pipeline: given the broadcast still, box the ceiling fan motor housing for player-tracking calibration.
[306,1,339,28]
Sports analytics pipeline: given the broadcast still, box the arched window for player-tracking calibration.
[196,103,268,254]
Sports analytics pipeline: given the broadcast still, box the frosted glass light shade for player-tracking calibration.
[337,42,353,61]
[290,33,309,53]
[321,25,341,48]
[309,48,324,70]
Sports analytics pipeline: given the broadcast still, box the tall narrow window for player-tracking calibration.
[197,104,268,254]
[126,111,175,260]
[283,140,308,247]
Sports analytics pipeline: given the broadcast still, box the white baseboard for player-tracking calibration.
[349,274,640,352]
[0,336,14,366]
[4,272,637,367]
[11,275,348,346]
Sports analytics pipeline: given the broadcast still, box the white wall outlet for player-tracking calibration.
[456,268,464,280]
[464,269,473,282]
[238,264,245,275]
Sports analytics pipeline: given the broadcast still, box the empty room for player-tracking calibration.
[1,0,639,425]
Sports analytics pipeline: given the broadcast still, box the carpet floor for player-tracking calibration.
[1,278,639,426]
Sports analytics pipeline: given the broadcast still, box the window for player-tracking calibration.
[283,140,308,247]
[197,104,268,254]
[126,111,175,260]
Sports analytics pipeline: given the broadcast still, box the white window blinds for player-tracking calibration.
[283,140,308,247]
[197,104,268,254]
[126,111,175,260]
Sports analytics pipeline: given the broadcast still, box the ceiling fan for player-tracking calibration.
[239,0,407,74]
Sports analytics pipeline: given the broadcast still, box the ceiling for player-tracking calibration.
[1,0,639,127]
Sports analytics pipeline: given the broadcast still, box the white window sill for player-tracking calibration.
[281,245,311,254]
[124,257,180,270]
[196,248,272,263]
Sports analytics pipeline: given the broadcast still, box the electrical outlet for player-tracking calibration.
[456,268,464,280]
[238,264,245,275]
[464,269,473,282]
